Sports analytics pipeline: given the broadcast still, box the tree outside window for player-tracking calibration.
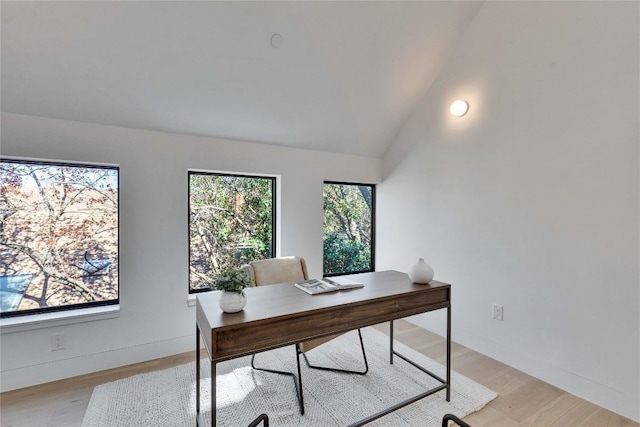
[188,172,275,293]
[0,159,119,318]
[323,182,375,276]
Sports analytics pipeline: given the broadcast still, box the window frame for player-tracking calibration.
[322,180,376,277]
[187,170,277,294]
[0,157,120,319]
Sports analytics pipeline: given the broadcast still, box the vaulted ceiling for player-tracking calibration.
[1,1,483,158]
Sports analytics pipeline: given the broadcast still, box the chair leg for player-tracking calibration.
[251,348,305,415]
[247,413,269,427]
[300,328,369,375]
[442,413,472,427]
[295,344,305,414]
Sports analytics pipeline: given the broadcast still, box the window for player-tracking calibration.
[188,172,276,293]
[0,158,119,318]
[323,182,375,276]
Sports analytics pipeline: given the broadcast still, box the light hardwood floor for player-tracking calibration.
[1,320,637,427]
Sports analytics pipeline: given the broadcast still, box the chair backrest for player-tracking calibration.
[242,256,308,287]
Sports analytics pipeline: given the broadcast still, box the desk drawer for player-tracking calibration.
[210,286,449,361]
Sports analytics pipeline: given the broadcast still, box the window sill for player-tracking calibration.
[187,291,216,307]
[0,305,120,334]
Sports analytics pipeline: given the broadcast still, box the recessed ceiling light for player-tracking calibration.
[271,34,283,48]
[450,100,469,117]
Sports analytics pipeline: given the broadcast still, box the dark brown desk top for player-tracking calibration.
[196,270,451,361]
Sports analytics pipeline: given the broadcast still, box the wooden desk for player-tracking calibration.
[196,270,451,426]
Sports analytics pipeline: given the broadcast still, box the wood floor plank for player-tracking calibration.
[448,348,509,383]
[524,393,586,426]
[548,399,601,426]
[581,408,640,427]
[490,379,565,422]
[481,367,532,397]
[463,405,522,426]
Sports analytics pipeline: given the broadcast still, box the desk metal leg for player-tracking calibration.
[446,303,451,402]
[211,360,217,427]
[353,309,451,426]
[195,325,216,427]
[389,320,394,364]
[196,324,202,427]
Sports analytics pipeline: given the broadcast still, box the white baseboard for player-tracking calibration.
[0,334,194,392]
[404,316,640,423]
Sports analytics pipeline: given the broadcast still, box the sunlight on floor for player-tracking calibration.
[191,366,259,409]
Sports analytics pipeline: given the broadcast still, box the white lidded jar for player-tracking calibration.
[408,258,434,284]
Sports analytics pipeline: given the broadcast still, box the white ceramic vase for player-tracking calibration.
[218,291,247,313]
[408,258,434,284]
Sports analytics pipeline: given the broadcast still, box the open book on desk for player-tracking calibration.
[294,277,364,295]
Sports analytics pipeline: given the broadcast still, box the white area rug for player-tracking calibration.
[82,328,496,426]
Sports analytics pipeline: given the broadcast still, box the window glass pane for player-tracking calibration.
[0,159,119,318]
[189,172,275,293]
[323,182,375,275]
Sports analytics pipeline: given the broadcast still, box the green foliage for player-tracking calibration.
[323,183,373,275]
[189,174,273,291]
[210,268,250,296]
[323,231,371,274]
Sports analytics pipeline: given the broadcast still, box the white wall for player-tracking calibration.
[0,112,381,391]
[379,1,639,422]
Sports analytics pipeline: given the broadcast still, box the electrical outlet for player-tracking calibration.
[51,333,66,351]
[492,304,504,321]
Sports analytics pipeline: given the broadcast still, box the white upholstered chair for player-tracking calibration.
[241,256,368,415]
